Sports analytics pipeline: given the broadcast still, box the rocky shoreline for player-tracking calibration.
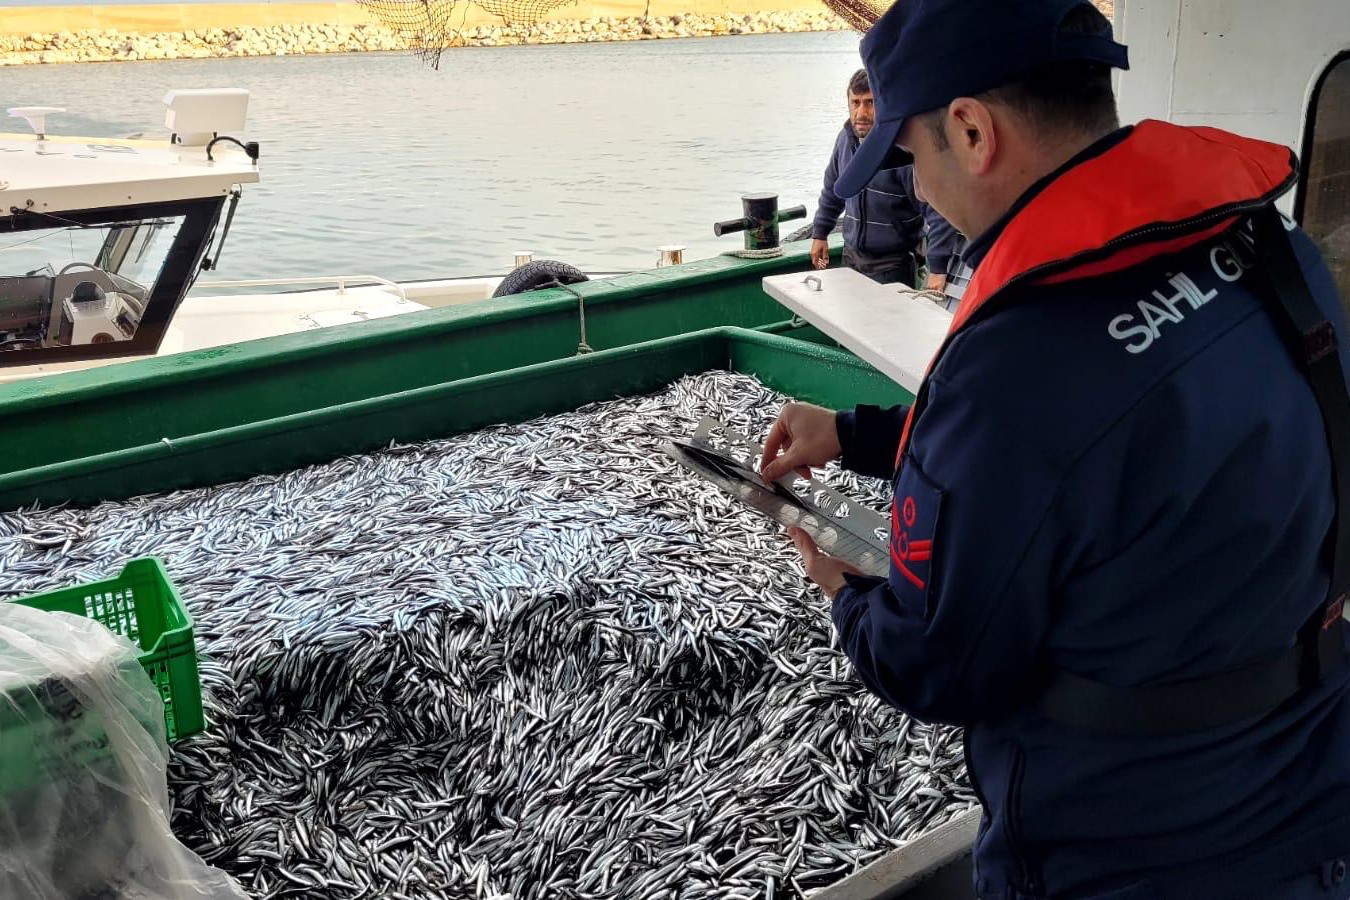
[0,11,851,65]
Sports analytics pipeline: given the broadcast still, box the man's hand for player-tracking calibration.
[789,528,863,598]
[760,402,842,482]
[810,239,830,270]
[925,272,948,292]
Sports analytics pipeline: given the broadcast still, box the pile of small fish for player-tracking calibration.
[0,371,974,900]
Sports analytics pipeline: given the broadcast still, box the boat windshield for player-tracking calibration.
[0,215,185,351]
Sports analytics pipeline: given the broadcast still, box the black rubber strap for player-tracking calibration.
[1038,621,1345,735]
[1037,208,1349,736]
[1252,208,1350,606]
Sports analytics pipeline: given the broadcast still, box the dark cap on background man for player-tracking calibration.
[833,0,1130,199]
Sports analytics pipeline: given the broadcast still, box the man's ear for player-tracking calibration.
[947,97,997,175]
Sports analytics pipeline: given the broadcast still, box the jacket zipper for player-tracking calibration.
[1002,745,1044,897]
[857,181,868,254]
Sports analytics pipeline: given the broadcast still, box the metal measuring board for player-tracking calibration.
[665,417,890,577]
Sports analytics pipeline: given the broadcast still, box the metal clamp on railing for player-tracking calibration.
[714,193,806,259]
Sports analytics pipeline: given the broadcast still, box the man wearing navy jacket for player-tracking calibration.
[761,1,1350,897]
[811,68,960,289]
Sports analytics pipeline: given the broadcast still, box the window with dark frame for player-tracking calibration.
[0,197,222,365]
[1299,52,1350,311]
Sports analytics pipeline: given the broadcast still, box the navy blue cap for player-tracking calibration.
[834,0,1130,199]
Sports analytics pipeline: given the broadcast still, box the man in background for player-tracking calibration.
[810,69,959,289]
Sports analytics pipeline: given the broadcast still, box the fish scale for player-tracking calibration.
[0,370,975,899]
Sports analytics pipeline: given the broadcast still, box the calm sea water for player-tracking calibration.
[2,33,865,282]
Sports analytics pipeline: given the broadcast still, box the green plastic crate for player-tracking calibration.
[4,558,204,743]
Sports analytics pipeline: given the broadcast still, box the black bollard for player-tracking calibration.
[713,193,807,253]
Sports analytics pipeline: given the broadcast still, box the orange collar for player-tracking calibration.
[895,121,1296,465]
[953,120,1295,330]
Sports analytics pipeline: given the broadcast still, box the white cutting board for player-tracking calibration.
[762,268,953,394]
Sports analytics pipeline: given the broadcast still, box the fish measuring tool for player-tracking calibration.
[666,417,890,577]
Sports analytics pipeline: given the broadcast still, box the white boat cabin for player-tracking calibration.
[0,91,259,367]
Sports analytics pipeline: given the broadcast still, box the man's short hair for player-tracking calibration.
[848,68,870,97]
[925,4,1119,149]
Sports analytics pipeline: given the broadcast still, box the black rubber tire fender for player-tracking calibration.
[492,260,590,298]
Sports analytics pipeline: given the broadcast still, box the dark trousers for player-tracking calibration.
[843,245,918,286]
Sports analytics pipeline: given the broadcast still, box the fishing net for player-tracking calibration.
[357,0,888,67]
[820,0,888,32]
[355,0,580,67]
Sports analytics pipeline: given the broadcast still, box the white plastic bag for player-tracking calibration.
[0,602,246,899]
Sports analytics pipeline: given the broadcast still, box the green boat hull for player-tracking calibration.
[0,248,910,509]
[0,245,979,898]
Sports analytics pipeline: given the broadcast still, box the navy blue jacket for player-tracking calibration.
[832,122,1350,899]
[813,122,960,274]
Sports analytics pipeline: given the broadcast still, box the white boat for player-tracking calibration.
[0,90,632,383]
